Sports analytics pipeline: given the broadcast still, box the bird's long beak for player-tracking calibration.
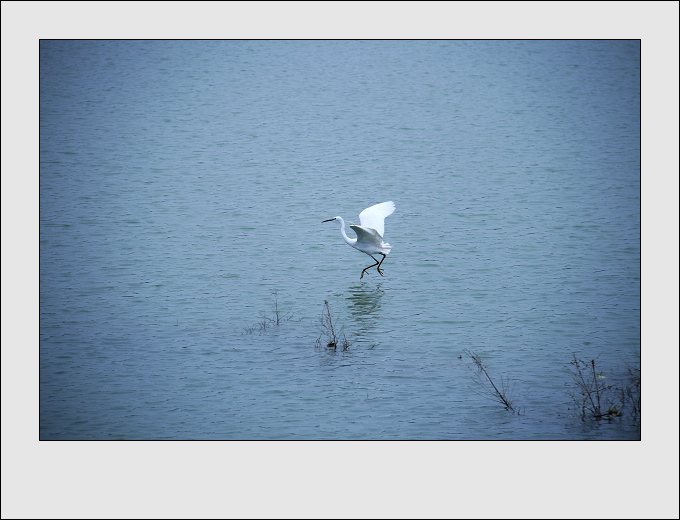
[322,218,336,223]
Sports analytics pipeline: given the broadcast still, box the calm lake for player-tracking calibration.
[40,40,640,439]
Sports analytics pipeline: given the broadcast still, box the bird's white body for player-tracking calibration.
[323,201,395,278]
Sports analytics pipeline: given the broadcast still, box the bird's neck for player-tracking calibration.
[338,218,357,247]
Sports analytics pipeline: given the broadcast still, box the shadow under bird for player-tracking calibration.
[322,201,395,279]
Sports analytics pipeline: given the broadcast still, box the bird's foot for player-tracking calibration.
[360,270,366,279]
[377,268,384,276]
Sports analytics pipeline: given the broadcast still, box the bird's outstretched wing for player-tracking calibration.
[350,225,384,247]
[358,201,395,238]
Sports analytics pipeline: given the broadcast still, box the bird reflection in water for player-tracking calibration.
[345,283,386,341]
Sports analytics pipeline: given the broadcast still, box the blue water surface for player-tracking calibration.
[40,40,640,439]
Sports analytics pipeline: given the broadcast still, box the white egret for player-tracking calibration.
[322,201,395,279]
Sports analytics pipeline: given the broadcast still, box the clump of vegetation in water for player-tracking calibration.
[243,289,297,334]
[569,354,640,422]
[464,349,518,414]
[315,300,350,351]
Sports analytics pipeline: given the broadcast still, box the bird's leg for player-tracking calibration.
[376,253,387,276]
[360,255,380,279]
